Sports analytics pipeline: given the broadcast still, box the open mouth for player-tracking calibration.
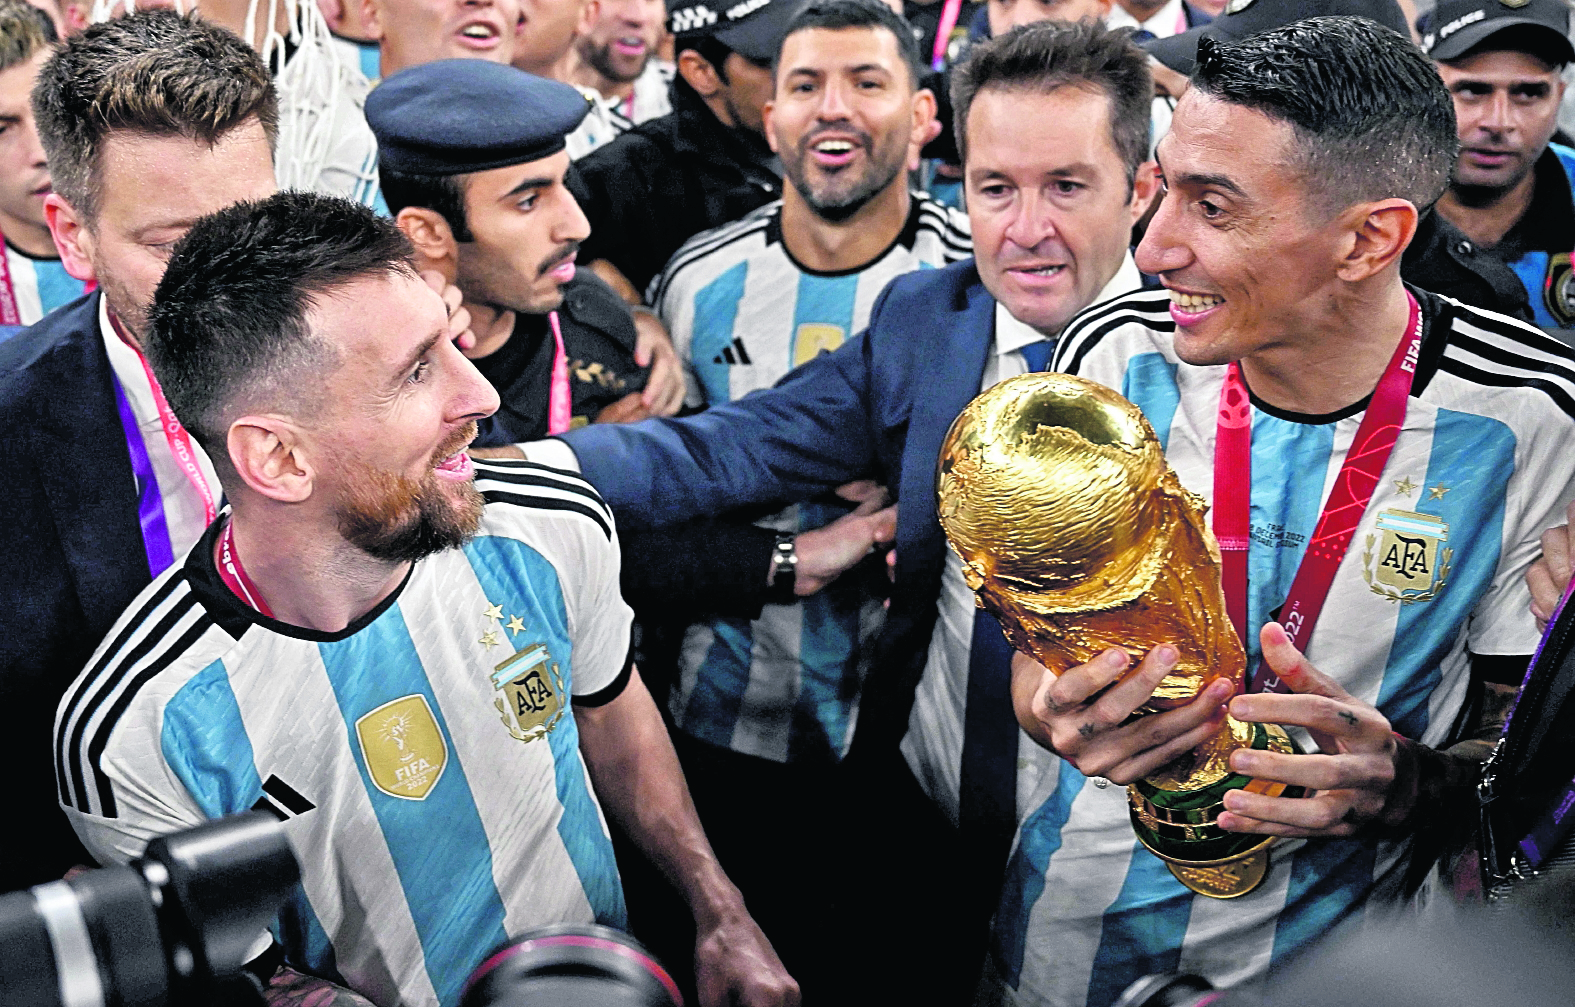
[809,136,863,169]
[457,20,501,47]
[1006,264,1067,286]
[31,182,51,197]
[612,35,645,56]
[434,446,475,482]
[1168,288,1225,323]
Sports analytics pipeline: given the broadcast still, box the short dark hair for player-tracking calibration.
[951,20,1151,186]
[146,191,418,456]
[776,0,925,86]
[0,0,56,75]
[31,9,278,221]
[1192,16,1458,215]
[380,169,473,241]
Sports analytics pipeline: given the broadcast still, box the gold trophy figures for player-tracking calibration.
[936,372,1303,898]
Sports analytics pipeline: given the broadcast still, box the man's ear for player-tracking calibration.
[907,87,940,170]
[44,193,95,284]
[762,99,779,154]
[1334,198,1417,284]
[677,49,722,97]
[227,417,315,505]
[396,207,460,283]
[361,0,385,42]
[576,0,599,36]
[1128,161,1161,225]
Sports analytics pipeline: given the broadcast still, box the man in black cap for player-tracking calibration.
[1407,0,1575,341]
[567,0,802,299]
[368,59,669,437]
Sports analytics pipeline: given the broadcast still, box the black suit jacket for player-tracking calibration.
[0,292,152,890]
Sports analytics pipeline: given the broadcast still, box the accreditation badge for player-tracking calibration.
[1544,252,1575,328]
[1363,509,1452,603]
[491,642,566,743]
[355,695,449,800]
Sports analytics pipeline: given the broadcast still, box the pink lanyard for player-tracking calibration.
[931,0,963,70]
[0,227,21,326]
[547,309,572,435]
[109,310,218,527]
[216,516,274,618]
[1213,292,1423,692]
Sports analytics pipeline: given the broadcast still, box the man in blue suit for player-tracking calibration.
[526,20,1160,996]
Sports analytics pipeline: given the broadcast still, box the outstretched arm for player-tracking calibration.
[576,670,799,1007]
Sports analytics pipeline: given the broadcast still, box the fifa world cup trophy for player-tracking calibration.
[936,372,1304,898]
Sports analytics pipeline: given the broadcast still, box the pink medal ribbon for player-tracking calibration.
[0,226,22,326]
[216,516,274,618]
[547,309,572,435]
[1213,292,1423,693]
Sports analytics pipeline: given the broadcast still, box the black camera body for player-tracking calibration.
[0,812,299,1007]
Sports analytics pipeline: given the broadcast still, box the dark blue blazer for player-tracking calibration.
[565,256,1002,770]
[0,292,148,889]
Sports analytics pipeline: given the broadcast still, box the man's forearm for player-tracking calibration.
[575,670,744,923]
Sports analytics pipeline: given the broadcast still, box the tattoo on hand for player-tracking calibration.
[1338,710,1359,727]
[1079,723,1096,739]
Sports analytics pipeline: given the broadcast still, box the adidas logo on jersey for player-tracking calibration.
[713,337,753,366]
[251,774,317,821]
[670,4,718,32]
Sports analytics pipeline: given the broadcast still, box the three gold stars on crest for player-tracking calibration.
[1393,477,1450,501]
[479,601,528,651]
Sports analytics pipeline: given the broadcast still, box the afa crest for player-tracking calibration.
[492,642,566,743]
[355,695,449,800]
[792,323,845,367]
[1362,509,1452,604]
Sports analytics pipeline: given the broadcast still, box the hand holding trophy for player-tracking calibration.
[936,372,1306,898]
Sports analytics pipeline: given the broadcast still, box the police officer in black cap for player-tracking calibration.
[567,0,807,301]
[1407,0,1575,342]
[368,59,663,443]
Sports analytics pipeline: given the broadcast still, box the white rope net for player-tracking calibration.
[89,0,380,203]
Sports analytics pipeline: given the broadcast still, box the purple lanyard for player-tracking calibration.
[110,370,176,578]
[1499,577,1575,869]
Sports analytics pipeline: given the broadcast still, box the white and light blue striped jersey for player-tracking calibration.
[983,289,1575,1007]
[5,242,86,326]
[56,461,634,1007]
[652,194,971,763]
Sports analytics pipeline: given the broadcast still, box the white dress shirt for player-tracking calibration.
[1106,0,1190,38]
[904,253,1144,822]
[100,296,223,565]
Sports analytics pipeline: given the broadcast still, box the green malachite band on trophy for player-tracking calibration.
[1129,723,1307,879]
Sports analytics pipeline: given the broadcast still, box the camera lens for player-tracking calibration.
[461,924,683,1007]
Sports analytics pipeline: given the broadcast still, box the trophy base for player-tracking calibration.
[1127,722,1305,899]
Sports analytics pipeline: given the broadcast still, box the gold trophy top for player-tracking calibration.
[936,372,1246,705]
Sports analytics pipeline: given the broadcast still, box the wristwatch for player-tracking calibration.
[768,533,798,604]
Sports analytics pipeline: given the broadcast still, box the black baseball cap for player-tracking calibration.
[1145,0,1409,76]
[666,0,809,63]
[1421,0,1574,64]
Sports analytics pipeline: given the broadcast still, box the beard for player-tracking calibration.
[781,122,909,224]
[333,422,485,563]
[95,265,152,345]
[579,37,645,85]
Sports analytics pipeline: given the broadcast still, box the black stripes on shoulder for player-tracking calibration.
[55,575,214,818]
[475,460,615,540]
[1051,290,1174,376]
[915,198,972,259]
[1437,300,1575,422]
[648,207,776,307]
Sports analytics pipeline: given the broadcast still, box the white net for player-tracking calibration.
[89,0,380,203]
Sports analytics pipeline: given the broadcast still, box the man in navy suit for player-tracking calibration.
[526,20,1160,997]
[0,11,283,891]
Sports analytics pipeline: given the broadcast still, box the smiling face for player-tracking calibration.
[1135,90,1345,365]
[767,25,929,223]
[1438,48,1565,196]
[307,270,499,561]
[366,0,519,75]
[0,50,51,244]
[966,84,1148,336]
[454,149,590,315]
[53,122,276,341]
[574,0,663,84]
